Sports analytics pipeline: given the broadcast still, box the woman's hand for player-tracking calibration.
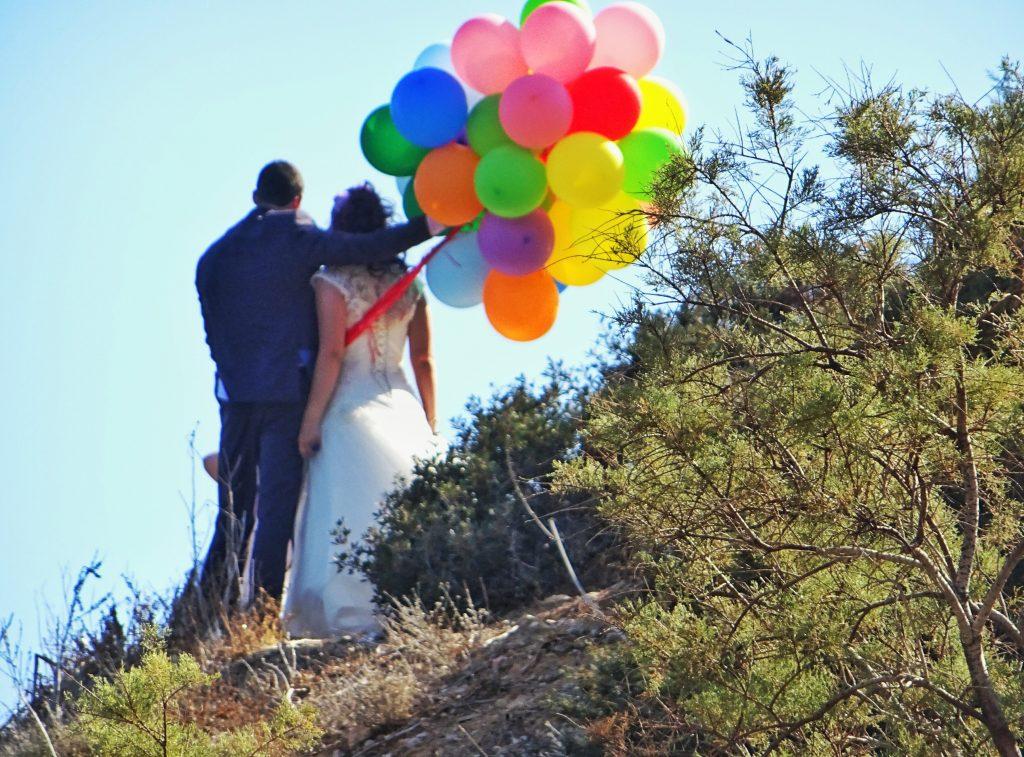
[298,418,323,460]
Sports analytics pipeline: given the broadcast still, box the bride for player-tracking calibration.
[283,184,440,638]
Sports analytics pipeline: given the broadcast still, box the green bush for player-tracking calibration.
[559,54,1024,754]
[75,629,321,756]
[337,371,625,615]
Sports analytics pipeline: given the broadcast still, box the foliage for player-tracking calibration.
[337,370,625,614]
[75,629,321,756]
[560,50,1024,755]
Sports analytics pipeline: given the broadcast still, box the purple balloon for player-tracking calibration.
[478,210,555,276]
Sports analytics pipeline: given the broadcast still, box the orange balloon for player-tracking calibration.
[483,270,559,341]
[414,144,483,226]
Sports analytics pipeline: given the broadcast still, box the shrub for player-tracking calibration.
[559,51,1024,754]
[74,629,321,756]
[338,371,625,614]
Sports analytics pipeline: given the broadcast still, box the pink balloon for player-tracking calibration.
[499,75,574,150]
[452,15,529,95]
[519,2,596,84]
[591,2,665,79]
[478,210,555,276]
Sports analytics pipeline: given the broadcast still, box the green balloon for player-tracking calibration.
[466,95,515,157]
[474,145,548,219]
[520,0,590,25]
[403,180,424,220]
[360,106,430,177]
[619,128,684,202]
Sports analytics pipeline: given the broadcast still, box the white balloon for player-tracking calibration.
[464,88,485,110]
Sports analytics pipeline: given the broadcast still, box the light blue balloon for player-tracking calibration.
[414,43,456,74]
[426,232,490,308]
[396,176,412,195]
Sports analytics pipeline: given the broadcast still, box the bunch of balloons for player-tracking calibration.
[360,0,687,342]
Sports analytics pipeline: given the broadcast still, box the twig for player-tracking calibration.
[457,723,489,756]
[548,518,589,602]
[19,691,58,757]
[504,448,606,619]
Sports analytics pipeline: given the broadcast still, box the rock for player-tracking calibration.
[538,594,572,608]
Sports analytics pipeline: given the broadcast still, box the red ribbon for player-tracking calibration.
[344,229,459,347]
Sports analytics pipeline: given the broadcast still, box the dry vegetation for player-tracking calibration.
[2,587,623,756]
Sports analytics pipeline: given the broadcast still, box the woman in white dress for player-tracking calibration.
[283,184,440,638]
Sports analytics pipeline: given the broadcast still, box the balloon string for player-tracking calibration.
[344,228,460,347]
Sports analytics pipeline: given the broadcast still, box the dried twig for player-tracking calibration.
[505,448,606,619]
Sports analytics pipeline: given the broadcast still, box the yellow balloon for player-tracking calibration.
[570,194,649,271]
[636,77,688,134]
[546,132,625,209]
[545,201,607,286]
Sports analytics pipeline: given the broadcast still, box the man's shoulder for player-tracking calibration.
[203,210,259,253]
[251,209,327,243]
[196,230,230,285]
[197,210,258,286]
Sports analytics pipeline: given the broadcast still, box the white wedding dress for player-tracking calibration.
[282,265,441,638]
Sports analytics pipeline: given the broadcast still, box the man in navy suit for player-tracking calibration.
[196,161,441,603]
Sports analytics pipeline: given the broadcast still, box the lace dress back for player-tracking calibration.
[311,264,424,405]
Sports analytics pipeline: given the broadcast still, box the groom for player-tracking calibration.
[196,161,441,604]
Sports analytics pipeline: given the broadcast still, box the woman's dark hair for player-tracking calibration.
[331,182,393,233]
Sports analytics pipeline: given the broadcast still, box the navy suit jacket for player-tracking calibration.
[196,208,431,404]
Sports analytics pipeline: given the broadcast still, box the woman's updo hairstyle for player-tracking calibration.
[331,182,393,233]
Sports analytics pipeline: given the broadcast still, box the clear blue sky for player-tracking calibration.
[0,0,1020,711]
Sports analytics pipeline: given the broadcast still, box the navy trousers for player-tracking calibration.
[202,402,305,602]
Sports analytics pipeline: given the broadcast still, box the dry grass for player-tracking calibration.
[190,591,286,668]
[2,590,512,756]
[0,712,90,756]
[143,593,496,753]
[2,591,624,756]
[303,596,496,751]
[177,593,291,735]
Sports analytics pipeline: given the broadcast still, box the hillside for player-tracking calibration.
[0,589,625,756]
[305,590,621,755]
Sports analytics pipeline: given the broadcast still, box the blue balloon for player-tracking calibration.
[556,281,568,294]
[413,43,484,110]
[426,232,490,308]
[391,67,468,149]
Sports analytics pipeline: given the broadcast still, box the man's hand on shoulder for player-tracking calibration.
[425,216,448,236]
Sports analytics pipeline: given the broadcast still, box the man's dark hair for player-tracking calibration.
[254,161,304,208]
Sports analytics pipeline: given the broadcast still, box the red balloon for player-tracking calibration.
[567,67,642,141]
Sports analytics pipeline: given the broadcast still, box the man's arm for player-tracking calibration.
[305,216,440,267]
